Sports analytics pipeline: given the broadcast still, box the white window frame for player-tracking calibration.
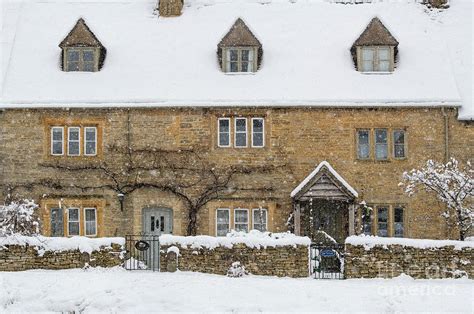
[393,129,407,159]
[215,208,230,237]
[65,47,98,72]
[84,207,97,237]
[67,127,81,156]
[84,126,98,156]
[51,127,64,156]
[359,46,393,73]
[375,128,388,160]
[67,207,80,236]
[252,208,268,232]
[224,47,256,73]
[251,118,265,148]
[234,208,249,232]
[356,129,370,160]
[217,118,231,148]
[234,118,248,148]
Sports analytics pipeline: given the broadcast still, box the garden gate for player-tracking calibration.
[124,234,160,271]
[310,243,345,279]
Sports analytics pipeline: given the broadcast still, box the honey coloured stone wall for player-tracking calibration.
[160,243,309,277]
[0,237,124,271]
[344,237,474,279]
[158,233,311,277]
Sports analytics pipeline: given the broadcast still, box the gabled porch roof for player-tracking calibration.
[291,161,358,201]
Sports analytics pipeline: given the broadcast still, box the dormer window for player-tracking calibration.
[360,46,392,72]
[59,18,106,72]
[65,48,98,72]
[351,17,398,73]
[224,47,256,73]
[217,18,262,74]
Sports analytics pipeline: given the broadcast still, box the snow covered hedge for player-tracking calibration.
[160,230,311,250]
[0,199,40,236]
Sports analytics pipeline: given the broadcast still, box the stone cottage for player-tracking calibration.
[0,0,472,242]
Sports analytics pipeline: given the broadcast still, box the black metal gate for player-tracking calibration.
[310,243,344,279]
[124,234,160,271]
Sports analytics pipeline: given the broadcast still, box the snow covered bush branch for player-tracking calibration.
[0,198,40,236]
[401,158,473,240]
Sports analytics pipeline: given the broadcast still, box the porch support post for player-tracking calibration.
[348,204,355,236]
[294,202,301,236]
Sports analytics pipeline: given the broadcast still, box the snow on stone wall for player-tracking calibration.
[160,231,310,277]
[345,236,474,279]
[0,235,125,255]
[159,230,311,250]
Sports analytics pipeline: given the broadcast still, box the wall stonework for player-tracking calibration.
[0,244,123,271]
[345,244,474,279]
[160,243,309,277]
[0,107,472,239]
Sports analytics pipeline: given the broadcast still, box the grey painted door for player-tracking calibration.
[142,208,173,235]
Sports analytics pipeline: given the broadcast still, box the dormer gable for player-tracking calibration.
[59,18,106,72]
[217,18,263,73]
[351,17,399,73]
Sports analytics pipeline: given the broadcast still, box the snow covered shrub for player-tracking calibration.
[227,262,248,278]
[0,199,40,236]
[402,158,473,240]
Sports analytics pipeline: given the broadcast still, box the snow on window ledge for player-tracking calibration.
[360,71,393,75]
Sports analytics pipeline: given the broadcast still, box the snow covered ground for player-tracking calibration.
[0,268,472,313]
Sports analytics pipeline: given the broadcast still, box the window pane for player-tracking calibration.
[216,209,230,237]
[219,119,229,132]
[52,128,63,141]
[86,128,96,141]
[378,48,390,60]
[83,62,94,72]
[253,119,263,132]
[83,50,94,62]
[375,129,388,160]
[235,133,246,147]
[85,142,96,155]
[241,62,249,72]
[252,119,264,147]
[362,61,373,72]
[253,209,267,232]
[67,50,80,61]
[69,128,79,141]
[394,207,404,237]
[230,50,238,61]
[236,119,246,132]
[357,130,369,159]
[362,48,374,61]
[69,142,80,155]
[50,208,64,237]
[230,62,238,72]
[68,208,79,236]
[241,50,250,61]
[67,62,79,72]
[379,61,390,72]
[235,210,248,223]
[53,142,63,155]
[377,207,388,237]
[85,208,96,236]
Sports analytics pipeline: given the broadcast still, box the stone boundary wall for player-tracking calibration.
[0,236,124,271]
[160,243,309,277]
[345,237,474,279]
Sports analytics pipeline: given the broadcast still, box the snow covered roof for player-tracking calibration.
[0,0,472,120]
[290,161,358,199]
